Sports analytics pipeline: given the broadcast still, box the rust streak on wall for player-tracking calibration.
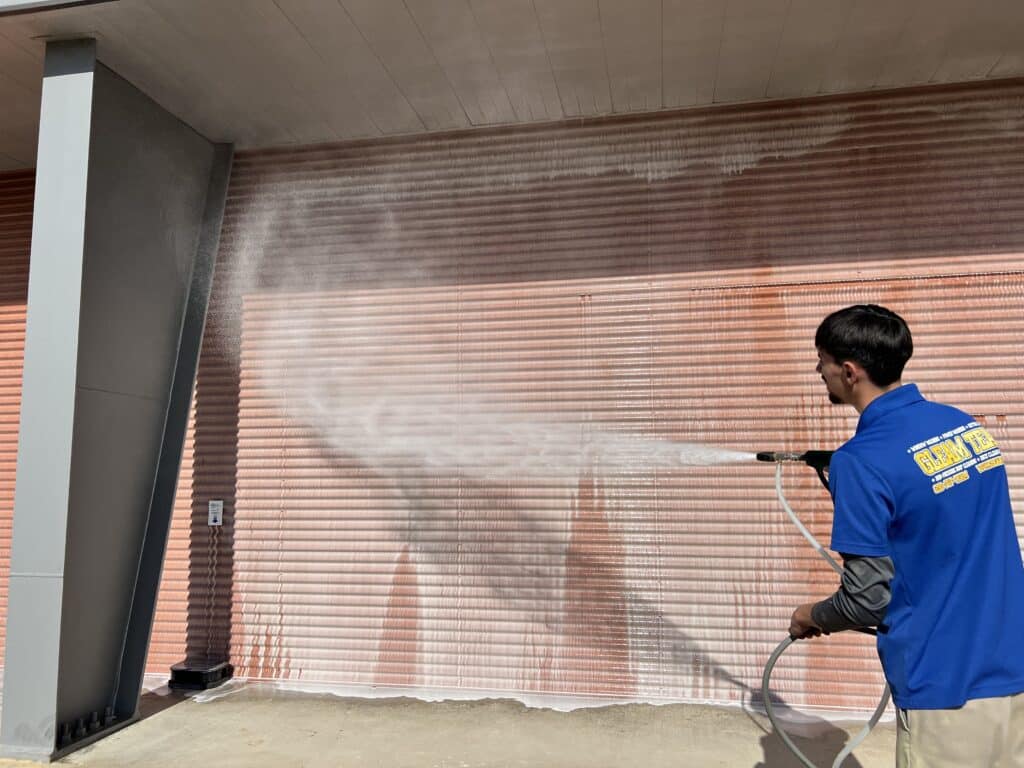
[374,544,420,687]
[558,472,636,696]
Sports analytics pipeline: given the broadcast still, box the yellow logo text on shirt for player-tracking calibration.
[907,423,1002,494]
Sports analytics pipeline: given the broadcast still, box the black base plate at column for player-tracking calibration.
[168,660,234,691]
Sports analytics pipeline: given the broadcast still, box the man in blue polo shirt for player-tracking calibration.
[788,304,1024,767]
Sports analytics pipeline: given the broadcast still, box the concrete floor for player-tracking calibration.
[0,684,897,768]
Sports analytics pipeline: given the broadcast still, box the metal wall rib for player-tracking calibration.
[199,78,1024,711]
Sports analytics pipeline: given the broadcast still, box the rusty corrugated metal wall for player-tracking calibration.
[1,79,1023,709]
[145,405,194,672]
[190,79,1024,712]
[0,170,32,664]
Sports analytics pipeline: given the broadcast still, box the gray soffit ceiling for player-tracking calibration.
[1,0,1023,170]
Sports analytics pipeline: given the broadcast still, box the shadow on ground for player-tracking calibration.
[752,715,868,767]
[135,685,190,722]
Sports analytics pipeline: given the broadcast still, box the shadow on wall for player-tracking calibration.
[386,465,872,768]
[287,429,871,767]
[182,319,238,670]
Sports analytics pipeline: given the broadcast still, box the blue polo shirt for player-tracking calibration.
[829,383,1024,709]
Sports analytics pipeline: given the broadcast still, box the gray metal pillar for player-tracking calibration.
[0,39,233,761]
[115,142,234,715]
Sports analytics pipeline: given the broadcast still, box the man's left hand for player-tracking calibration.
[789,602,823,640]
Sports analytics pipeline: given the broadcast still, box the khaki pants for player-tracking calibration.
[896,692,1024,768]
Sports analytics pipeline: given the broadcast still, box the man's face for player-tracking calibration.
[816,348,847,405]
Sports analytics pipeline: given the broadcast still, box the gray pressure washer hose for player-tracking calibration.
[763,463,891,768]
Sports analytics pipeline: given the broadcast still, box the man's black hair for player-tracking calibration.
[815,304,913,386]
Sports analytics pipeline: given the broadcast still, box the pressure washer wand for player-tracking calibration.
[756,450,833,490]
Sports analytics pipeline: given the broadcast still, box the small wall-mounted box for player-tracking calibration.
[208,499,223,526]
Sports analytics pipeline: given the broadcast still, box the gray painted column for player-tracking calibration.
[1,38,97,761]
[0,39,232,761]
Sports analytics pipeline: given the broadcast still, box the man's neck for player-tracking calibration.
[852,380,903,414]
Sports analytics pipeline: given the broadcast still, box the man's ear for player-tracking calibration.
[841,360,860,384]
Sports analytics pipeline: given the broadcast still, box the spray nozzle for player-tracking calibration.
[756,450,834,489]
[756,451,803,463]
[756,450,833,468]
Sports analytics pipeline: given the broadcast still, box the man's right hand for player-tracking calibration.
[789,602,823,639]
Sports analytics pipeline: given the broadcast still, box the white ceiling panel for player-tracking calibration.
[0,58,39,130]
[534,0,611,117]
[468,0,563,122]
[662,0,725,108]
[714,0,790,103]
[215,0,346,144]
[766,0,843,99]
[143,0,317,145]
[987,0,1024,77]
[932,0,1021,83]
[875,0,976,89]
[0,22,42,90]
[75,2,243,143]
[404,0,516,126]
[89,0,322,145]
[599,0,661,112]
[243,1,380,140]
[821,0,917,93]
[0,0,1021,166]
[274,0,423,136]
[341,0,470,131]
[0,117,32,166]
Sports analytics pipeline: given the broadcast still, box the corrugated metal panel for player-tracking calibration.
[183,310,239,667]
[205,79,1024,711]
[145,401,195,672]
[0,169,32,664]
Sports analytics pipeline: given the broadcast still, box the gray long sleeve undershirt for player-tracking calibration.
[811,554,894,633]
